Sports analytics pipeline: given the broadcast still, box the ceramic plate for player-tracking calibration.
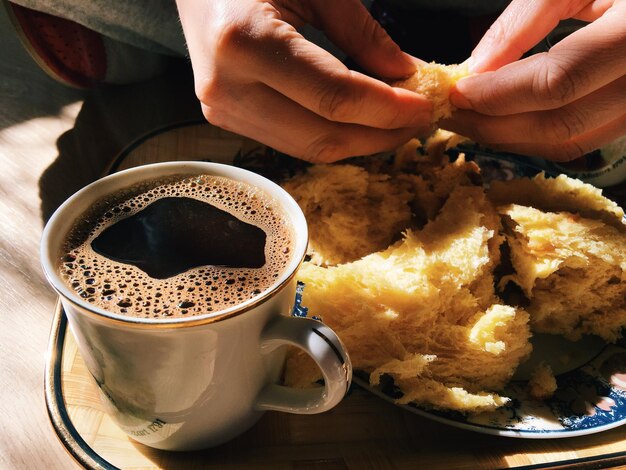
[290,146,626,438]
[352,335,626,439]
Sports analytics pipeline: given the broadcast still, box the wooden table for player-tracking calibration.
[3,6,626,468]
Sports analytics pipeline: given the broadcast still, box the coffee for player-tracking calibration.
[58,174,295,318]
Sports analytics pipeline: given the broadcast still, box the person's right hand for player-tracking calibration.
[176,0,432,163]
[443,0,626,162]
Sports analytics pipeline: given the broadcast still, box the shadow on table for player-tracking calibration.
[38,58,203,223]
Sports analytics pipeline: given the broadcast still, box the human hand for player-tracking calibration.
[176,0,432,163]
[442,0,626,162]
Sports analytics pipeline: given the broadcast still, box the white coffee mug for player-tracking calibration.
[40,161,352,451]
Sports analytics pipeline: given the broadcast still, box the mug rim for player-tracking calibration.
[40,161,309,328]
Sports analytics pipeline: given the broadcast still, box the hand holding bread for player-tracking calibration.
[442,0,626,162]
[176,0,433,163]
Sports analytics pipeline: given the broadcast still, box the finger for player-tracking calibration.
[468,0,620,73]
[572,0,616,22]
[201,83,422,163]
[452,6,626,116]
[469,114,626,162]
[468,0,567,73]
[220,14,432,130]
[308,0,417,79]
[444,75,626,144]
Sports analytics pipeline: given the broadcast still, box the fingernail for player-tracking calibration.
[396,52,420,76]
[450,90,471,109]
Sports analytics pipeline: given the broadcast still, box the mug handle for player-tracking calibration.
[255,316,352,414]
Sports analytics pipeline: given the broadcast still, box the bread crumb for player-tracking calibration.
[527,362,557,400]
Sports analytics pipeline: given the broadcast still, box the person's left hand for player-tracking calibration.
[442,0,626,162]
[176,0,432,163]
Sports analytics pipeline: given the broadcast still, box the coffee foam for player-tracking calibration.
[59,174,295,319]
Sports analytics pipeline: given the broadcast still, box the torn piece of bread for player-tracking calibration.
[281,153,482,266]
[394,62,470,123]
[285,185,532,413]
[499,203,626,342]
[489,173,626,342]
[281,164,413,266]
[488,173,625,231]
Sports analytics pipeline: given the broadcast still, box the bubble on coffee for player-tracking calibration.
[59,174,295,318]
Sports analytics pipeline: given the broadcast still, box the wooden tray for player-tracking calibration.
[45,122,626,469]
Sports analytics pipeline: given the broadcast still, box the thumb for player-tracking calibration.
[311,0,417,79]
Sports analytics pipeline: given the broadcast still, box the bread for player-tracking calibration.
[285,183,532,413]
[498,203,626,342]
[282,151,481,265]
[393,62,470,123]
[488,173,625,231]
[280,164,413,266]
[282,157,626,412]
[489,173,626,342]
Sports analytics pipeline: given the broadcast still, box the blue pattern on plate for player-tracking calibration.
[291,281,308,319]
